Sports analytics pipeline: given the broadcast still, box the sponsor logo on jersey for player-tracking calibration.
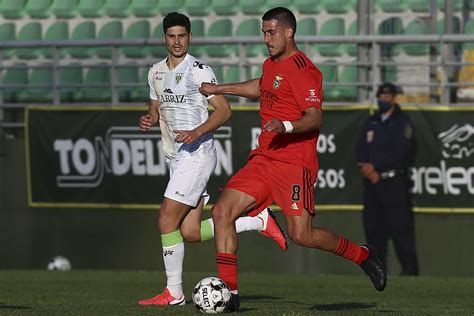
[290,202,299,210]
[158,94,186,103]
[175,191,185,197]
[304,89,321,103]
[163,88,173,94]
[273,75,283,89]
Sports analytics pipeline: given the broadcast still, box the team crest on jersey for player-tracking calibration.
[273,75,283,89]
[175,73,183,84]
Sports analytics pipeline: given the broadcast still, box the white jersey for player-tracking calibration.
[148,54,218,161]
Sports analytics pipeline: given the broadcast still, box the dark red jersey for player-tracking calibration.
[252,51,323,171]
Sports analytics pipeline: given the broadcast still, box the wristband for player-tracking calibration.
[282,120,293,133]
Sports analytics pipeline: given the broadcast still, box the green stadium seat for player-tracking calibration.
[235,19,265,57]
[213,0,239,15]
[185,0,211,16]
[43,22,69,59]
[323,0,355,14]
[51,0,79,18]
[380,64,397,83]
[294,0,322,13]
[266,0,294,10]
[59,63,83,102]
[0,23,16,59]
[104,0,132,17]
[18,64,54,103]
[345,20,358,56]
[438,0,463,12]
[1,0,26,19]
[3,64,28,103]
[224,66,241,102]
[188,19,206,57]
[296,18,317,55]
[158,0,185,15]
[318,61,339,101]
[16,23,42,59]
[438,17,461,34]
[406,0,429,12]
[467,0,474,10]
[117,64,141,102]
[74,64,111,102]
[206,19,234,57]
[317,18,344,57]
[150,23,168,58]
[463,19,474,50]
[336,65,357,101]
[240,0,266,15]
[403,19,431,56]
[377,17,403,57]
[25,0,53,19]
[376,0,406,13]
[122,20,150,58]
[78,0,105,18]
[131,0,159,17]
[96,21,123,59]
[69,22,96,59]
[131,67,151,102]
[210,63,224,83]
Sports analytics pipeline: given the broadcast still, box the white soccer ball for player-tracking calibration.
[47,256,71,271]
[192,277,232,314]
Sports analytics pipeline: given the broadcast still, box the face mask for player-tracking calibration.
[377,100,392,113]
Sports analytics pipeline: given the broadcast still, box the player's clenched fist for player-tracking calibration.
[199,82,218,96]
[139,115,154,132]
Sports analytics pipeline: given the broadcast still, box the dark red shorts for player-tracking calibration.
[225,155,317,216]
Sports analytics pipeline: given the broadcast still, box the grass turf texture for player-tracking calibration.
[1,271,473,315]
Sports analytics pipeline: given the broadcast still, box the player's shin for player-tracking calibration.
[161,230,185,298]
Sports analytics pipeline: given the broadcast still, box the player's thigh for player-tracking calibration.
[165,155,217,207]
[270,161,316,216]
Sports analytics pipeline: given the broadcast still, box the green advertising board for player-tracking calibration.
[25,105,473,213]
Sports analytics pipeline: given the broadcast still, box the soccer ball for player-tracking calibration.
[192,277,232,314]
[47,256,71,271]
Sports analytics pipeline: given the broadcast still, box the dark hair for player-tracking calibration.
[163,12,191,34]
[262,7,297,35]
[376,82,399,97]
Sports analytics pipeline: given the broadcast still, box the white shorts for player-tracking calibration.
[164,154,217,207]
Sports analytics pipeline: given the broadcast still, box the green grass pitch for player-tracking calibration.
[1,271,473,315]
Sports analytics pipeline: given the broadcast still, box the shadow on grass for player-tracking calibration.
[241,295,283,302]
[0,302,32,310]
[311,302,377,311]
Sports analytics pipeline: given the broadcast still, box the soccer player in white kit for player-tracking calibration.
[137,12,287,306]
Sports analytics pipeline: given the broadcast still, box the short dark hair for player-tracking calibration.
[376,82,399,97]
[262,7,297,35]
[163,12,191,34]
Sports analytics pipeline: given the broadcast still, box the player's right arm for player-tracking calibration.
[139,100,160,132]
[199,78,260,99]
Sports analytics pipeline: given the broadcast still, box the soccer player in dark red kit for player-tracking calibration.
[199,7,387,311]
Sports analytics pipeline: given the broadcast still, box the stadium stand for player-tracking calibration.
[59,63,83,102]
[74,63,111,102]
[117,63,140,102]
[104,0,132,18]
[235,18,265,57]
[345,20,358,56]
[17,63,54,103]
[378,17,404,57]
[96,21,124,59]
[3,64,28,103]
[240,0,267,15]
[77,0,105,18]
[1,0,27,19]
[377,0,407,13]
[25,0,53,19]
[213,0,239,16]
[51,0,79,19]
[188,19,206,57]
[130,67,150,102]
[407,0,430,13]
[318,61,339,101]
[158,0,186,16]
[150,23,168,58]
[317,18,345,56]
[323,0,355,14]
[184,0,212,16]
[294,0,322,14]
[69,21,96,59]
[206,19,234,57]
[403,19,431,56]
[131,0,159,17]
[336,65,358,101]
[16,22,43,60]
[43,22,69,59]
[0,23,16,59]
[122,20,151,59]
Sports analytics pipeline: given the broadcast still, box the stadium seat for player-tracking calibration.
[377,17,403,57]
[131,0,159,17]
[206,19,234,57]
[188,19,206,57]
[78,0,105,18]
[345,20,358,56]
[468,0,474,10]
[210,63,224,83]
[25,0,53,19]
[438,0,463,12]
[376,0,406,13]
[104,0,132,17]
[17,64,54,103]
[185,0,211,16]
[240,0,266,15]
[235,19,265,57]
[96,21,123,59]
[2,64,28,103]
[122,20,150,58]
[213,0,239,15]
[74,64,111,102]
[150,23,168,58]
[317,18,344,57]
[69,21,96,59]
[403,19,431,56]
[318,61,339,101]
[336,65,358,101]
[380,64,397,83]
[59,63,83,102]
[296,18,317,55]
[158,0,185,15]
[438,17,461,34]
[323,0,355,14]
[266,0,294,10]
[116,64,141,102]
[1,0,26,19]
[43,22,69,59]
[224,66,241,102]
[0,23,16,59]
[294,0,322,14]
[131,67,151,102]
[51,0,79,18]
[16,23,42,59]
[406,0,429,12]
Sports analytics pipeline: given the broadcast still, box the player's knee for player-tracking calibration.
[287,229,307,246]
[180,226,200,242]
[211,203,231,224]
